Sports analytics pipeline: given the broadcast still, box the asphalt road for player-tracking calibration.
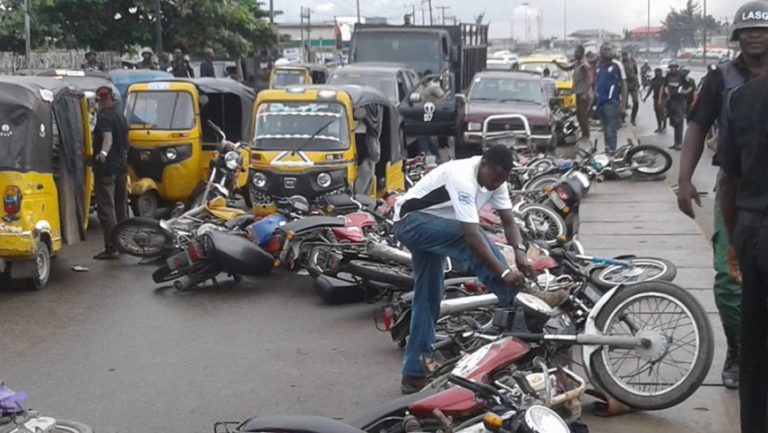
[1,79,733,433]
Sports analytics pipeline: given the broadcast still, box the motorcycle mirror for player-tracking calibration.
[207,120,226,142]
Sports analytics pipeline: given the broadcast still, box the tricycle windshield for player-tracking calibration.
[253,102,350,151]
[273,70,306,88]
[125,91,195,130]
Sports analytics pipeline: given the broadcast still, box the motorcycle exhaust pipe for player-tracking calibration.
[365,241,413,266]
[439,293,499,316]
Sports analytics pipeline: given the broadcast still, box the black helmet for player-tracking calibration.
[732,0,768,41]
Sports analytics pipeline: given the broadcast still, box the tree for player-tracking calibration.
[0,0,275,56]
[660,0,717,53]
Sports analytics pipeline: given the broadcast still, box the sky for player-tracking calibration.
[273,0,736,39]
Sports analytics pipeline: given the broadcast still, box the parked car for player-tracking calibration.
[327,62,418,107]
[456,71,553,157]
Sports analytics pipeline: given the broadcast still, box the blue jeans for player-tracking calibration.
[597,101,620,153]
[393,211,515,378]
[417,136,440,158]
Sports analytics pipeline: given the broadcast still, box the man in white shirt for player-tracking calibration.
[393,145,529,393]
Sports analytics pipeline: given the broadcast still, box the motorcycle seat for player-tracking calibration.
[324,194,377,212]
[239,415,366,433]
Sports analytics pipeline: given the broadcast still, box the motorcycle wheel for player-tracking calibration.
[525,157,557,174]
[590,257,677,291]
[625,145,672,177]
[112,217,174,259]
[523,174,561,192]
[590,281,714,410]
[152,264,184,283]
[52,420,94,433]
[344,260,414,288]
[518,204,567,246]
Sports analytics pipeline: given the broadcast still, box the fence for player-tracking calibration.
[0,50,123,74]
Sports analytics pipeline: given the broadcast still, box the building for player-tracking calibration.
[629,26,663,42]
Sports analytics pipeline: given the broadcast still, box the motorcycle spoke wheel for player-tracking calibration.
[520,205,565,245]
[626,145,672,176]
[595,258,676,287]
[591,282,713,410]
[113,218,172,258]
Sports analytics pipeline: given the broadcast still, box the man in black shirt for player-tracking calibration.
[720,72,768,433]
[621,51,640,125]
[643,68,666,132]
[93,86,129,260]
[678,0,768,392]
[659,61,694,150]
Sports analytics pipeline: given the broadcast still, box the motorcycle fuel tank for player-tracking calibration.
[205,231,275,276]
[409,337,530,419]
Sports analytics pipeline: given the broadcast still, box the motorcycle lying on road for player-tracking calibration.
[113,122,251,259]
[579,138,672,180]
[1,383,92,433]
[217,361,576,433]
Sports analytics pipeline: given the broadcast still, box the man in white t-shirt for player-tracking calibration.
[393,145,529,394]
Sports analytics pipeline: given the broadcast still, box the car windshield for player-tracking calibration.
[273,69,306,88]
[126,91,195,130]
[352,33,440,75]
[468,77,544,105]
[517,62,571,81]
[253,101,350,151]
[328,72,398,103]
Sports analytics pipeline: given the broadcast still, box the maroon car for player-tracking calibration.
[456,71,553,157]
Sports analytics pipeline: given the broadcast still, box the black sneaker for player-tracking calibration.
[722,346,739,390]
[93,250,119,260]
[401,376,427,394]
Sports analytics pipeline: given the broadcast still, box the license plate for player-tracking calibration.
[166,251,191,271]
[549,191,567,209]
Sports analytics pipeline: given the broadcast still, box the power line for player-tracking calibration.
[436,5,449,25]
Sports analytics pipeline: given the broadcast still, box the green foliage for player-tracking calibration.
[0,0,275,55]
[661,0,719,53]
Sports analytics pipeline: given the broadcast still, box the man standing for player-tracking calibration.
[621,51,640,126]
[553,45,592,141]
[92,87,129,260]
[393,145,531,394]
[644,68,667,132]
[640,61,651,88]
[81,50,105,72]
[678,0,768,393]
[659,61,692,151]
[170,49,194,78]
[541,68,557,102]
[200,48,216,78]
[593,44,626,154]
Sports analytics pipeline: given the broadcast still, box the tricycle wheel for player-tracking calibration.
[21,241,51,290]
[131,190,159,218]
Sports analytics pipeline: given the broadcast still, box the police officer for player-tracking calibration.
[643,68,666,132]
[677,0,768,391]
[659,61,693,150]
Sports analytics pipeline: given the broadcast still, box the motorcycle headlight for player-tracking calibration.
[467,122,482,131]
[225,151,241,170]
[165,147,178,160]
[317,172,332,188]
[523,406,569,433]
[252,172,268,189]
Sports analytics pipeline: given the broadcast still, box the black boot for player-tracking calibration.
[722,332,739,390]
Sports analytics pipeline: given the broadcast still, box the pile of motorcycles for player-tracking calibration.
[103,107,709,433]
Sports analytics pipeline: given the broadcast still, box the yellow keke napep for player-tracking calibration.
[124,78,255,216]
[0,77,93,289]
[249,85,404,215]
[269,63,328,89]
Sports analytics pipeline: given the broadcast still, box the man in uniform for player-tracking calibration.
[677,0,768,391]
[720,68,768,433]
[170,49,194,78]
[659,61,693,151]
[621,51,640,125]
[643,68,666,132]
[138,48,157,70]
[81,50,105,72]
[92,87,129,260]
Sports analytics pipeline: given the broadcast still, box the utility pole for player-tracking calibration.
[522,3,530,43]
[300,7,305,62]
[646,0,650,59]
[421,6,425,25]
[306,8,312,62]
[563,0,567,43]
[269,0,274,24]
[436,6,449,25]
[155,0,163,55]
[702,0,707,65]
[23,0,31,70]
[422,0,433,25]
[356,0,361,24]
